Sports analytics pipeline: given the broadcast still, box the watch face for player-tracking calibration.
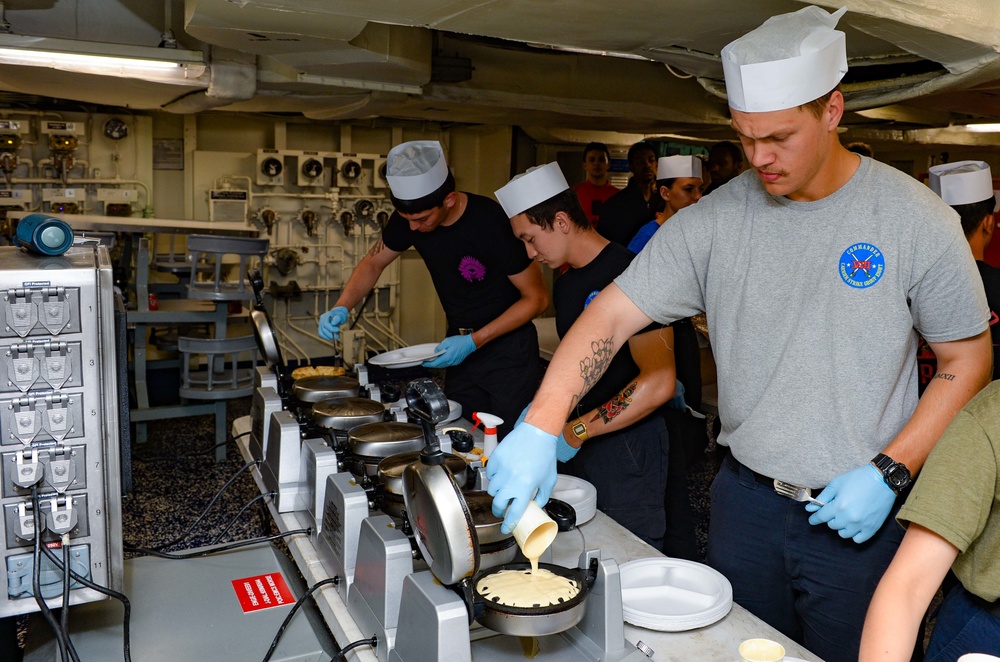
[886,465,911,488]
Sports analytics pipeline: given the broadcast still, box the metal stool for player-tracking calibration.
[177,335,259,462]
[186,235,269,302]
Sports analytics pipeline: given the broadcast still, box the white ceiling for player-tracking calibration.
[0,0,999,142]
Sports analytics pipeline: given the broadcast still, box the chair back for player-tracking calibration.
[186,235,269,301]
[177,335,258,399]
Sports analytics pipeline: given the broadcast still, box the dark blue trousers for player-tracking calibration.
[925,584,1000,660]
[562,415,668,548]
[707,453,904,662]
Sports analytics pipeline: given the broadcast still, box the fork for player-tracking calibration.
[773,479,826,507]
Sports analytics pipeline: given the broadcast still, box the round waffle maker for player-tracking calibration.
[399,378,596,636]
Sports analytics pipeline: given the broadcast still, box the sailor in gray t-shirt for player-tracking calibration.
[485,7,992,661]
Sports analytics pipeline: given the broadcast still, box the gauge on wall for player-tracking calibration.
[340,159,361,181]
[261,157,283,178]
[103,118,128,141]
[301,158,323,179]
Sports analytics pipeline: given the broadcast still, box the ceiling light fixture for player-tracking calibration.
[964,123,1000,133]
[0,35,207,85]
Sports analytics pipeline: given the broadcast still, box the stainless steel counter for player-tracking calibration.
[231,415,822,661]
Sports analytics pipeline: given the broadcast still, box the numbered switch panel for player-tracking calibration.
[0,394,84,446]
[0,341,83,393]
[2,445,86,498]
[3,493,89,549]
[1,288,81,338]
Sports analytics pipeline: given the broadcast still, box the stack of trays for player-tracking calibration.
[551,475,598,525]
[619,558,733,631]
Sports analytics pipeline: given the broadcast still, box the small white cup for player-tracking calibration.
[958,655,1000,661]
[739,638,785,662]
[512,500,557,561]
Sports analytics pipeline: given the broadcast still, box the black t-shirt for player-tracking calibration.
[978,260,1000,380]
[555,242,648,417]
[596,178,664,247]
[381,193,532,331]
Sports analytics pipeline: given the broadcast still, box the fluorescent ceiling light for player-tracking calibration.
[964,123,1000,133]
[0,35,207,86]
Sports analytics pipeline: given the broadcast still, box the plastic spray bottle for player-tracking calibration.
[472,411,503,490]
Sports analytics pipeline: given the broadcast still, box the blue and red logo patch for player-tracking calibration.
[839,243,885,289]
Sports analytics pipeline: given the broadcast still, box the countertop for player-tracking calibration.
[231,415,822,661]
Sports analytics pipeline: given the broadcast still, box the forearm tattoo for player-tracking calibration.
[592,381,637,424]
[577,337,614,400]
[366,239,386,258]
[934,372,956,381]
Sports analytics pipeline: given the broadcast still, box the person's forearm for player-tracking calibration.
[333,252,384,312]
[860,525,958,661]
[859,581,927,661]
[524,285,651,436]
[883,330,991,473]
[563,373,675,444]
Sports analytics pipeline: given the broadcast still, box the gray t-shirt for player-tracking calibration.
[616,157,989,486]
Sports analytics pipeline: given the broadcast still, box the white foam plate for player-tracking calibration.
[731,659,807,662]
[369,343,444,368]
[551,474,597,525]
[619,557,733,632]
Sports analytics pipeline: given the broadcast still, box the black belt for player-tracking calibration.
[724,452,826,494]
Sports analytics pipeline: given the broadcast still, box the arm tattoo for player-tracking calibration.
[591,382,637,424]
[366,239,386,258]
[934,372,956,381]
[577,337,614,400]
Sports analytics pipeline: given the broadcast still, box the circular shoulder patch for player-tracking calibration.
[839,243,886,288]
[583,290,601,309]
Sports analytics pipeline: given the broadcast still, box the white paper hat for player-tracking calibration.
[657,155,703,180]
[722,5,848,113]
[386,140,449,200]
[928,161,994,206]
[495,162,569,218]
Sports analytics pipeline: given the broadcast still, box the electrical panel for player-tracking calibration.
[0,245,123,618]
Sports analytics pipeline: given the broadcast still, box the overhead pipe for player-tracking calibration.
[162,46,255,113]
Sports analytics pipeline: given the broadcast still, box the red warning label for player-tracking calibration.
[231,572,295,613]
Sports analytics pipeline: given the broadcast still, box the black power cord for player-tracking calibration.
[36,533,132,662]
[260,576,340,662]
[132,430,252,462]
[209,492,276,546]
[331,635,378,661]
[127,529,311,560]
[123,460,260,551]
[30,488,79,662]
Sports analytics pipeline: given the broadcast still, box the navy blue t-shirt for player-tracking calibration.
[555,242,649,417]
[381,193,532,332]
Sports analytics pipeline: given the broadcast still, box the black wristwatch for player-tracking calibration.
[871,453,912,494]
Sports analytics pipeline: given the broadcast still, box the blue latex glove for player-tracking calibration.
[485,422,558,534]
[667,379,686,411]
[423,334,477,368]
[556,435,581,462]
[805,464,896,543]
[318,306,348,341]
[516,405,579,463]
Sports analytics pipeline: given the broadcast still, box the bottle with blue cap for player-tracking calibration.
[14,213,74,256]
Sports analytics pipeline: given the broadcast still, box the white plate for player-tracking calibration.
[551,474,598,525]
[731,659,808,662]
[619,557,733,632]
[369,343,444,368]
